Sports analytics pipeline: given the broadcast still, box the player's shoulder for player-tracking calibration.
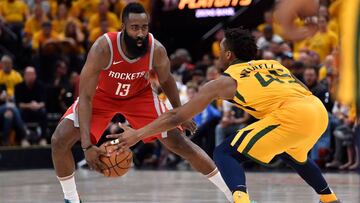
[152,36,168,59]
[153,37,166,52]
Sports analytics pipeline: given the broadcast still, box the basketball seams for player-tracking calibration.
[99,146,133,176]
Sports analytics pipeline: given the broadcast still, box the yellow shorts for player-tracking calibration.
[231,95,328,164]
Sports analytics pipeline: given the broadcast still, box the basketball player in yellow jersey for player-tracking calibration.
[107,28,341,203]
[338,0,360,115]
[338,0,360,173]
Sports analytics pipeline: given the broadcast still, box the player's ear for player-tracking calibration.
[120,23,125,31]
[225,50,232,61]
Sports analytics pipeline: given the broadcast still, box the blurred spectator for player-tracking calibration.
[211,29,224,58]
[0,55,22,98]
[61,20,85,73]
[257,25,283,50]
[190,69,205,86]
[52,3,70,34]
[280,52,295,70]
[318,5,339,36]
[108,0,126,17]
[23,5,48,46]
[206,66,220,82]
[0,84,29,147]
[0,0,28,33]
[0,18,18,58]
[303,66,333,111]
[326,103,357,170]
[32,21,62,83]
[15,66,48,146]
[0,55,28,146]
[69,0,100,21]
[256,10,283,38]
[318,55,334,81]
[88,1,120,32]
[170,48,194,84]
[262,50,275,60]
[26,0,52,17]
[215,101,250,146]
[304,15,338,62]
[89,19,116,44]
[32,21,61,51]
[46,60,72,115]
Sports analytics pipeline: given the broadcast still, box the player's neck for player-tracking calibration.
[230,58,247,66]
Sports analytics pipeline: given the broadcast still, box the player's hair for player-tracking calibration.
[122,3,147,23]
[224,27,258,61]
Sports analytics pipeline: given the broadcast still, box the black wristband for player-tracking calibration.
[82,145,94,152]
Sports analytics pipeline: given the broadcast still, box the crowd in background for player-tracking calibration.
[0,0,358,171]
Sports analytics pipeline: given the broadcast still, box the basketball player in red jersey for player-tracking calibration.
[51,3,232,203]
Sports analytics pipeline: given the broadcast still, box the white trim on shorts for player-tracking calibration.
[64,97,79,127]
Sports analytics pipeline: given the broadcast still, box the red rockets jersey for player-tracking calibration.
[96,32,155,99]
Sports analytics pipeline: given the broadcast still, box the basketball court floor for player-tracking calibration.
[1,169,359,203]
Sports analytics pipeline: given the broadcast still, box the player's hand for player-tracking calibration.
[84,145,108,173]
[180,120,197,135]
[105,124,141,153]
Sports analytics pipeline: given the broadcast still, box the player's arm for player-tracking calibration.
[152,40,182,108]
[78,35,109,149]
[107,76,237,149]
[274,0,319,41]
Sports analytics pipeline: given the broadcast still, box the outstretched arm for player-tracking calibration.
[107,76,237,149]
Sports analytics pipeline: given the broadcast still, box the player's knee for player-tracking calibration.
[51,125,73,151]
[213,142,234,163]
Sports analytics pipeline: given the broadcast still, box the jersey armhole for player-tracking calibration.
[222,72,231,77]
[103,34,113,70]
[149,33,155,70]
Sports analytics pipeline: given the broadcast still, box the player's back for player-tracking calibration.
[224,60,312,119]
[95,32,155,100]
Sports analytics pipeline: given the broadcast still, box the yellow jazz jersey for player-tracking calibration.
[224,60,328,164]
[338,0,360,114]
[224,60,312,119]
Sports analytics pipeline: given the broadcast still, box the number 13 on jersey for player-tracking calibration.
[115,82,131,96]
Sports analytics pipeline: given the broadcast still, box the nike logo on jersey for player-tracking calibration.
[112,60,123,65]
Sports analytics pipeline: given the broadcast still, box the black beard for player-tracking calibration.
[123,30,149,59]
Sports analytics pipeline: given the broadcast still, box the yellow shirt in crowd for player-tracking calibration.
[0,0,28,23]
[306,31,338,62]
[88,12,120,31]
[32,30,60,50]
[0,69,23,97]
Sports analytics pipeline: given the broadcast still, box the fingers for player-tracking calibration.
[118,122,131,130]
[88,159,102,173]
[106,133,121,139]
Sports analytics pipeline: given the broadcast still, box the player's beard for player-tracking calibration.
[123,29,149,58]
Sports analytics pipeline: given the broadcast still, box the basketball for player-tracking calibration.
[99,144,133,177]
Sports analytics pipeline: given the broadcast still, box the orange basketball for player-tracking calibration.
[99,144,133,177]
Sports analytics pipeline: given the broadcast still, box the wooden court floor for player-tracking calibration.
[0,169,359,203]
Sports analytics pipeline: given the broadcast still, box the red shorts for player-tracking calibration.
[62,89,168,144]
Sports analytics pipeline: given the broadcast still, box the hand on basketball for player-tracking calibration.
[105,124,140,153]
[84,146,109,173]
[181,120,197,135]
